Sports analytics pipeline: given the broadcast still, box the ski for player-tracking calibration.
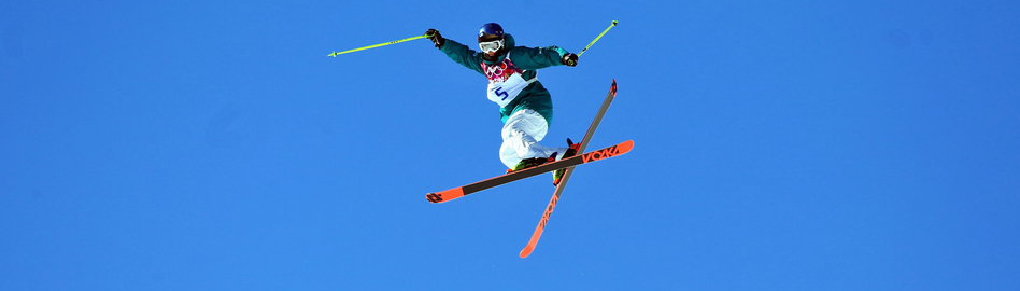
[425,139,633,204]
[519,79,620,258]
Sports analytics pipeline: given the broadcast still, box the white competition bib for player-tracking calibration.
[486,72,536,108]
[481,52,538,108]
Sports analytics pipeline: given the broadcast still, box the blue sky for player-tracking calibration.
[2,0,1019,290]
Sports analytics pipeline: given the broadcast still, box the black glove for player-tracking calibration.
[425,28,444,48]
[561,53,579,67]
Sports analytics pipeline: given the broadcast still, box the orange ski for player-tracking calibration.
[520,80,620,258]
[425,140,633,204]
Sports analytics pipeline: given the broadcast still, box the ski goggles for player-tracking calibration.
[478,39,504,54]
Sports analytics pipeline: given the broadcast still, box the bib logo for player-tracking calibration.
[481,58,522,84]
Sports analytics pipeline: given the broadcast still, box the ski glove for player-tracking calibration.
[425,29,444,48]
[561,53,579,67]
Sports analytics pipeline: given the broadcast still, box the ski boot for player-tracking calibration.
[507,157,550,174]
[552,138,582,185]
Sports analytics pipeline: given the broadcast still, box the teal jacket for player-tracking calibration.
[438,34,571,124]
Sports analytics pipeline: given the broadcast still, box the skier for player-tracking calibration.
[425,23,581,185]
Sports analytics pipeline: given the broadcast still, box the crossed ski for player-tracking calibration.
[425,140,633,203]
[426,80,626,258]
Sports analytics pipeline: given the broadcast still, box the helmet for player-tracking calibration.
[478,23,505,42]
[477,23,506,55]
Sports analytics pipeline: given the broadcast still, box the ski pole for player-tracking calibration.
[328,33,432,57]
[577,20,619,57]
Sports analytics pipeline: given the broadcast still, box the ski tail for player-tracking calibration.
[426,188,464,203]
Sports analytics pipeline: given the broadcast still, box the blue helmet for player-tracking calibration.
[478,23,505,42]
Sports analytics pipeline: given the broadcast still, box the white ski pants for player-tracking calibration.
[499,109,566,169]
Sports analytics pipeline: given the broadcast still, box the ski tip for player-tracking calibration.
[519,246,535,258]
[619,139,634,153]
[610,79,618,96]
[519,232,543,258]
[425,187,465,204]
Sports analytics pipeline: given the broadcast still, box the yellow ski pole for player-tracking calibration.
[577,20,619,57]
[328,33,432,57]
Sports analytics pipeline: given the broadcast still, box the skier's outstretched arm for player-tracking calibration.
[514,45,579,70]
[426,28,484,74]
